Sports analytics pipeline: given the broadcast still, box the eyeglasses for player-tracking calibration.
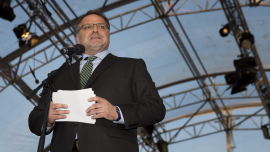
[78,23,109,33]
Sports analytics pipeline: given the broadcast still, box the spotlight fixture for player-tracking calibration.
[240,32,254,49]
[13,24,33,47]
[225,57,257,94]
[13,24,29,39]
[225,72,236,85]
[27,35,40,48]
[21,31,32,41]
[219,24,230,37]
[13,20,39,47]
[261,124,270,139]
[0,0,16,22]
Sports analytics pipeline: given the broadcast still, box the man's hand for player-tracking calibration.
[86,96,118,121]
[47,101,69,127]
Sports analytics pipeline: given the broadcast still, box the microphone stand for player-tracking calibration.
[27,53,78,152]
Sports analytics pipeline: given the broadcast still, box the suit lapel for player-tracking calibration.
[68,60,81,90]
[84,53,118,88]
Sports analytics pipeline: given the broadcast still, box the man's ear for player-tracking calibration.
[76,34,80,44]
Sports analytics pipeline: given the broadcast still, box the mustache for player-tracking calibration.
[90,33,102,38]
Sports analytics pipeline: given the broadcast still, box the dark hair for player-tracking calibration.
[75,10,110,33]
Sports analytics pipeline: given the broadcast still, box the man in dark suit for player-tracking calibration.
[28,10,166,152]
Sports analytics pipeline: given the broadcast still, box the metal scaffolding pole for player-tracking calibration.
[50,0,77,36]
[226,111,233,152]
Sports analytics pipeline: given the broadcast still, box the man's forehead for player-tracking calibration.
[81,14,106,24]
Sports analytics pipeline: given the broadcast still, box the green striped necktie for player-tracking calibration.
[80,56,97,89]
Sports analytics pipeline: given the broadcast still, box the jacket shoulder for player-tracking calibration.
[111,54,143,63]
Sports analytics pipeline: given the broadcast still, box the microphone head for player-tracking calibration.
[74,44,85,55]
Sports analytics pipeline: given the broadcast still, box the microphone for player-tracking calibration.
[60,44,85,55]
[29,66,39,84]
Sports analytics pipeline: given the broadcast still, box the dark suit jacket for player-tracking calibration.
[28,53,166,152]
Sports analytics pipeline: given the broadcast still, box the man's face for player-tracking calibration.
[76,14,110,56]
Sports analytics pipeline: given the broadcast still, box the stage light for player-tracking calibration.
[261,124,270,139]
[225,72,236,85]
[240,32,254,49]
[22,32,31,40]
[225,57,257,94]
[0,0,16,22]
[13,24,28,39]
[13,23,39,47]
[219,24,230,37]
[27,35,40,48]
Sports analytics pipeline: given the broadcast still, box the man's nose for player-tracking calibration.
[92,24,98,32]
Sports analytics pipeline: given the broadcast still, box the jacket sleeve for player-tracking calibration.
[118,59,166,129]
[28,87,54,136]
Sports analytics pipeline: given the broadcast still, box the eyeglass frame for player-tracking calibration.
[77,23,110,33]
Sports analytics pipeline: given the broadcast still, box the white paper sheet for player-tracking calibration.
[52,88,96,124]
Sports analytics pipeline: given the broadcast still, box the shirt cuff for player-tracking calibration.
[46,123,55,132]
[113,106,125,124]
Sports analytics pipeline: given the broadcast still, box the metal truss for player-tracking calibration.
[220,0,270,121]
[49,0,77,37]
[156,113,269,144]
[0,56,38,105]
[161,77,269,114]
[137,72,270,151]
[137,110,269,152]
[1,0,269,97]
[5,0,270,64]
[0,0,76,103]
[149,72,269,152]
[0,34,72,94]
[151,0,229,143]
[108,0,270,34]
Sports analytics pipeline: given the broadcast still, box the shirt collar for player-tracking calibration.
[82,50,109,60]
